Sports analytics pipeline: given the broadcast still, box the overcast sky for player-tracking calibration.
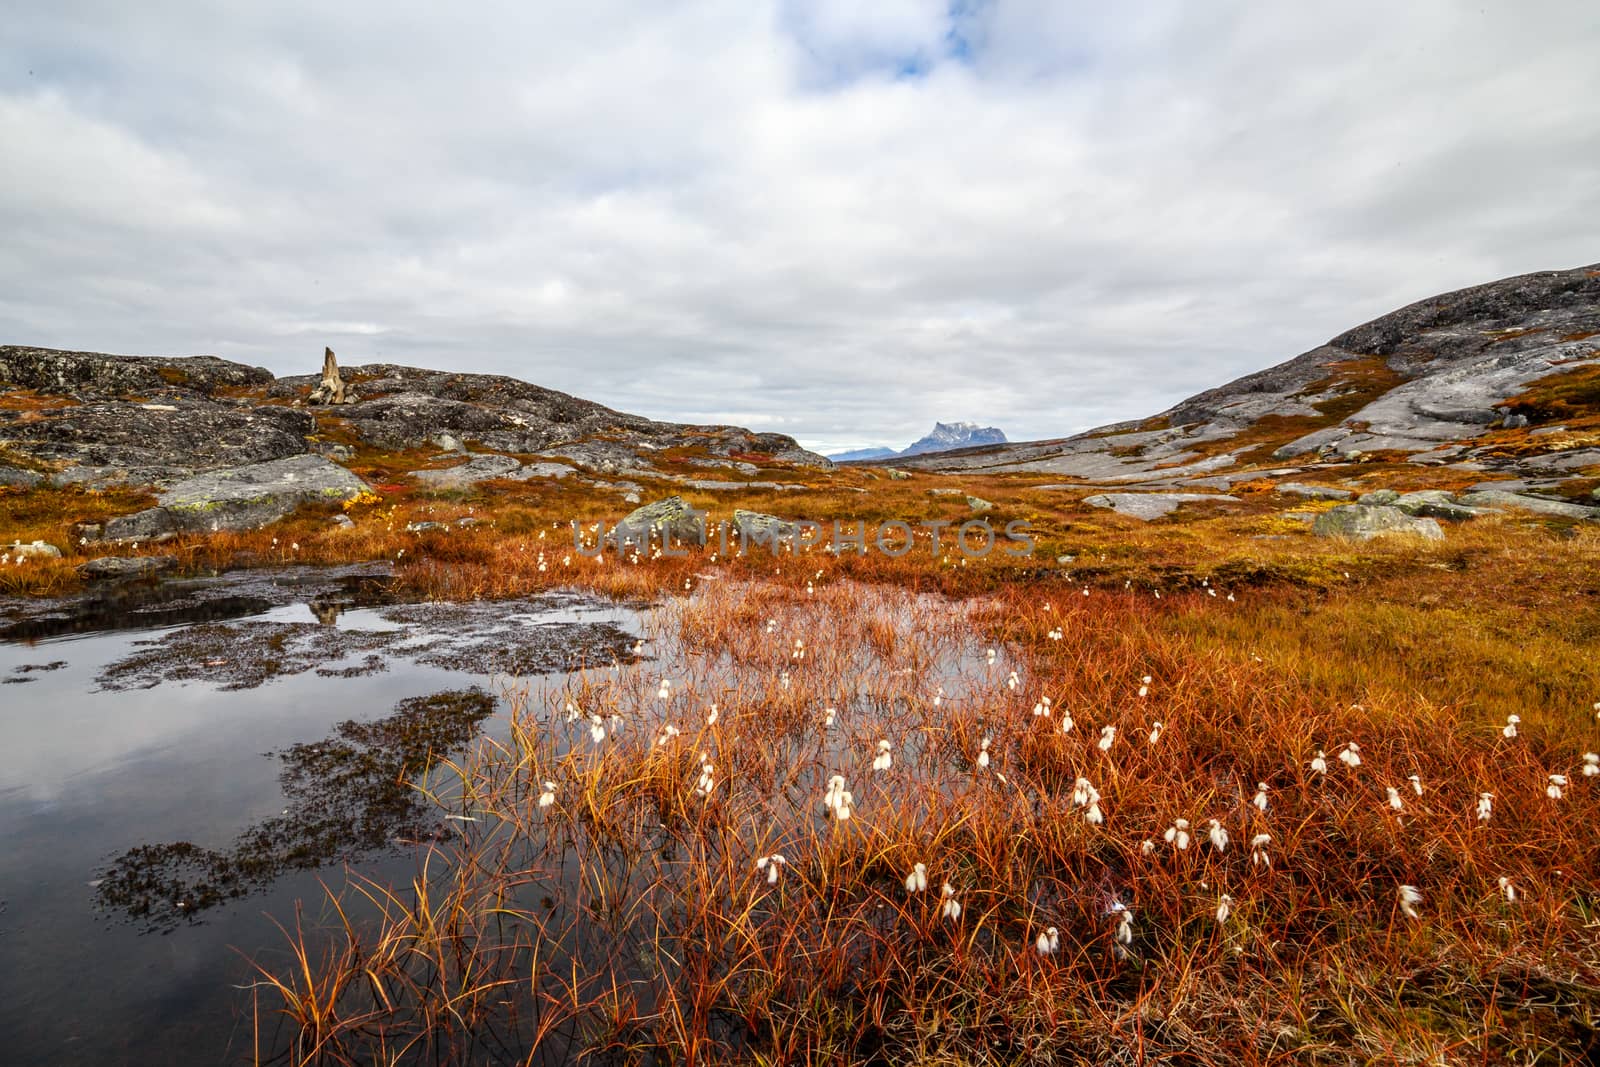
[2,2,1596,453]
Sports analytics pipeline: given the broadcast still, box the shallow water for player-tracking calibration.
[0,576,645,1066]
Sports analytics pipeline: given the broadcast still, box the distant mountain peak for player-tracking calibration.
[827,421,1008,462]
[900,422,1008,456]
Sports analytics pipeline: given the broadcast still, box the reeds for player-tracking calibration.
[247,571,1600,1065]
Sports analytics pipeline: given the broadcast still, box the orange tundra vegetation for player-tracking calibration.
[5,448,1600,1064]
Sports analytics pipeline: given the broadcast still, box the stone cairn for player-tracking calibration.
[308,347,356,405]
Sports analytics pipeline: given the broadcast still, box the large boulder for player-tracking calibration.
[609,496,707,548]
[1311,504,1444,541]
[90,455,371,541]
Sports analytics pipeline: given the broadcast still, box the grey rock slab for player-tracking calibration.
[77,555,178,580]
[1278,483,1355,500]
[100,455,372,540]
[412,453,522,488]
[1311,505,1444,541]
[1356,489,1401,505]
[1456,490,1600,520]
[1082,492,1240,520]
[1392,490,1483,521]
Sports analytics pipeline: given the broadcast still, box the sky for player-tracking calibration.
[2,2,1596,455]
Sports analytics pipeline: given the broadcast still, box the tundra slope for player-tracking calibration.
[892,263,1600,490]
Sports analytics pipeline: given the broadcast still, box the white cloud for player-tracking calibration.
[1,0,1596,451]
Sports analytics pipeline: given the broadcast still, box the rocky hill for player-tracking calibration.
[889,264,1600,501]
[0,347,830,491]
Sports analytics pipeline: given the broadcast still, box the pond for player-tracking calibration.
[0,568,646,1066]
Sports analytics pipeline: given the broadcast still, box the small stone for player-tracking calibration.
[5,539,62,560]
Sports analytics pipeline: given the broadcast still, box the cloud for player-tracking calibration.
[2,0,1596,453]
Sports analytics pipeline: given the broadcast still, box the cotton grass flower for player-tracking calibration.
[1397,884,1423,920]
[1338,743,1362,768]
[1164,818,1191,850]
[1006,670,1019,691]
[1498,875,1517,903]
[1110,901,1134,946]
[1502,714,1521,738]
[1216,894,1233,923]
[1310,750,1328,775]
[1035,926,1060,956]
[694,758,716,798]
[872,740,893,772]
[755,854,787,885]
[1476,792,1494,822]
[1097,725,1117,752]
[823,707,836,728]
[905,863,928,894]
[976,736,991,770]
[1059,711,1075,734]
[589,716,606,745]
[538,781,557,809]
[940,883,961,921]
[1250,833,1271,867]
[1073,777,1104,825]
[1386,786,1404,812]
[1408,774,1423,796]
[1252,783,1269,811]
[1148,722,1164,745]
[706,704,719,726]
[823,775,854,821]
[1583,753,1599,777]
[1207,819,1229,852]
[1547,774,1567,800]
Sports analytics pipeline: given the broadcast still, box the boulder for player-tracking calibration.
[733,509,798,544]
[1278,483,1354,500]
[78,555,178,580]
[609,496,707,547]
[885,469,911,480]
[1392,490,1483,521]
[1311,504,1444,541]
[97,455,372,541]
[0,466,42,488]
[967,495,995,512]
[1456,490,1600,521]
[1083,492,1240,521]
[5,539,62,560]
[412,453,522,488]
[1356,489,1401,505]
